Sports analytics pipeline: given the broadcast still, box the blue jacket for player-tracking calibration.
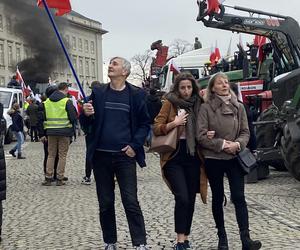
[80,82,150,167]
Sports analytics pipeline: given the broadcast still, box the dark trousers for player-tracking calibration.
[93,151,146,246]
[0,201,2,235]
[84,136,92,178]
[43,140,59,179]
[30,126,38,142]
[205,158,249,232]
[163,140,200,235]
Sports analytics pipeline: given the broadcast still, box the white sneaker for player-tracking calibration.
[81,176,91,185]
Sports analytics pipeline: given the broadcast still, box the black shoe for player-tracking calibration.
[174,242,186,250]
[17,153,26,159]
[240,230,262,250]
[218,229,229,250]
[42,178,52,186]
[9,149,16,157]
[184,240,192,249]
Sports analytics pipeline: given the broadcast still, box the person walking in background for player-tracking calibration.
[26,97,39,142]
[197,72,262,250]
[8,103,25,159]
[80,57,150,250]
[81,80,101,185]
[153,72,207,250]
[145,88,162,146]
[41,82,77,186]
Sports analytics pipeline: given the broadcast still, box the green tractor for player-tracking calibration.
[197,1,300,181]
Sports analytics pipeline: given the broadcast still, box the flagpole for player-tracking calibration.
[40,0,87,102]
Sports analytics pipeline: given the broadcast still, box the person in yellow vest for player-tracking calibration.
[41,82,77,186]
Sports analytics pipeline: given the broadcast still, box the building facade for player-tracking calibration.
[0,3,107,94]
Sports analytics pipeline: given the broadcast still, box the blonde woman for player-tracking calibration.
[197,72,261,250]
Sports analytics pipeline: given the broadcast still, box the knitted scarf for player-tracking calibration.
[165,92,202,156]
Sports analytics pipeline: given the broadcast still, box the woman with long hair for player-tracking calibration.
[153,72,207,250]
[197,72,261,250]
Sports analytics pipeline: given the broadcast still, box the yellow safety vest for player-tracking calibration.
[43,98,72,129]
[24,102,29,110]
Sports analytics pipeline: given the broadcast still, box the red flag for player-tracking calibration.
[170,60,180,75]
[214,41,221,62]
[37,0,71,16]
[207,0,220,14]
[16,68,31,97]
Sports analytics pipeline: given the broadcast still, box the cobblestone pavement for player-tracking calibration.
[1,137,299,250]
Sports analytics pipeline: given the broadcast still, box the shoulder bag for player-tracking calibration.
[237,147,257,175]
[150,127,178,153]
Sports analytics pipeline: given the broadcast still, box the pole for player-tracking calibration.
[41,0,88,102]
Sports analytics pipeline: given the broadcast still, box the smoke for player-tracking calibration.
[2,0,69,84]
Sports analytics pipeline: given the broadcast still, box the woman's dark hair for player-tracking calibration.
[171,72,199,97]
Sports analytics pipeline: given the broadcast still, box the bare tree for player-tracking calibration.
[169,39,193,57]
[130,50,153,84]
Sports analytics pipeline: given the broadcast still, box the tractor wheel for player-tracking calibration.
[256,106,286,171]
[280,124,300,181]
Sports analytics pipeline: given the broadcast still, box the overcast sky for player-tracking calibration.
[71,0,300,63]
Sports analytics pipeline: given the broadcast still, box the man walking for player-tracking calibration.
[80,57,150,250]
[42,82,77,186]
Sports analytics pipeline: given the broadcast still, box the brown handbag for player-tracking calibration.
[149,127,178,153]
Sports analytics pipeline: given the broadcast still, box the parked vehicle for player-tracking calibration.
[0,87,24,144]
[197,1,300,181]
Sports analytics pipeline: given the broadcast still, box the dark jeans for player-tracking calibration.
[163,140,200,235]
[93,151,146,246]
[84,136,92,178]
[205,158,249,232]
[30,126,38,142]
[0,200,2,234]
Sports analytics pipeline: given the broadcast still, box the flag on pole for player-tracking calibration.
[16,68,31,97]
[209,44,216,65]
[170,59,180,74]
[214,41,221,62]
[226,37,232,57]
[37,0,72,16]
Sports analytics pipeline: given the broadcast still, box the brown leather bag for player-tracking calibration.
[150,127,178,153]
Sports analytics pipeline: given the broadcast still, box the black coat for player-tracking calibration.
[10,111,24,132]
[80,82,150,167]
[0,147,6,201]
[146,94,162,124]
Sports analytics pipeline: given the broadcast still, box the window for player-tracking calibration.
[72,36,76,50]
[0,77,5,87]
[91,41,95,54]
[91,60,96,77]
[6,17,12,33]
[84,40,89,53]
[19,93,23,108]
[79,57,83,75]
[65,35,70,49]
[16,44,21,62]
[85,59,90,76]
[78,38,83,52]
[0,91,12,107]
[0,15,3,31]
[24,45,30,59]
[8,42,13,66]
[0,41,4,66]
[72,55,77,71]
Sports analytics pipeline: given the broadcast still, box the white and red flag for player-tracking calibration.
[16,68,32,97]
[170,59,180,75]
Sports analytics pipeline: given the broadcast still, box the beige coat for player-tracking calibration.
[196,94,250,160]
[153,99,208,204]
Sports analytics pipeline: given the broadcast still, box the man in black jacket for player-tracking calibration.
[80,57,150,250]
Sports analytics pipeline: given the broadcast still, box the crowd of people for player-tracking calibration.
[2,56,262,250]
